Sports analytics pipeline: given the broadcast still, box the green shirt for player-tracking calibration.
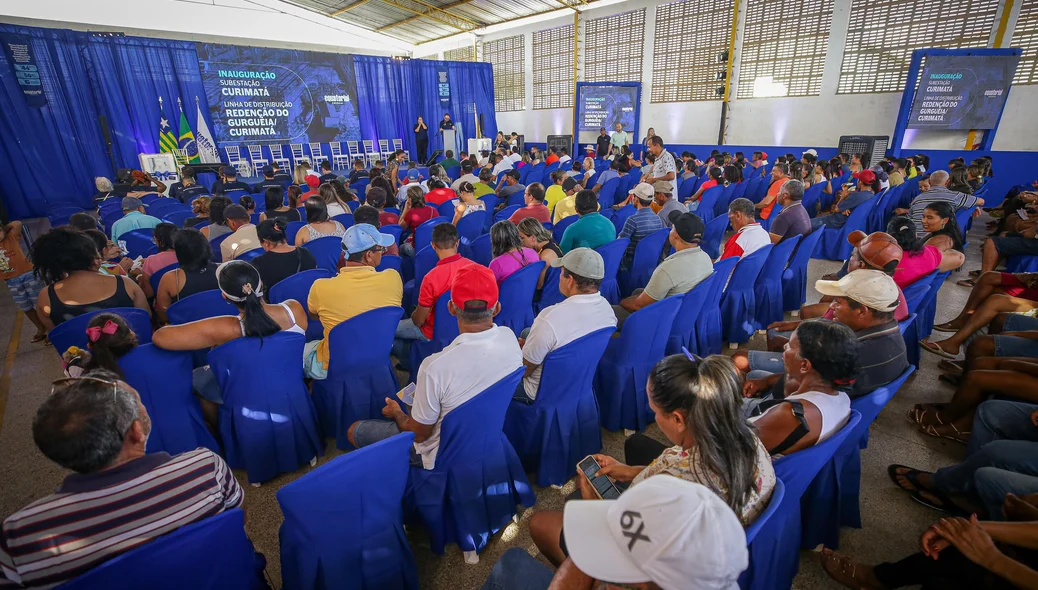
[643,246,713,301]
[610,131,629,148]
[559,212,617,253]
[440,158,461,170]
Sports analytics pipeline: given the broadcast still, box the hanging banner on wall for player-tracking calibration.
[196,43,362,145]
[907,54,1020,130]
[436,66,451,108]
[1,34,46,108]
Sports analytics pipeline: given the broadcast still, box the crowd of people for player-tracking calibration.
[4,139,1038,590]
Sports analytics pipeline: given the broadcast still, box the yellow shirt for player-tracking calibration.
[473,183,495,198]
[307,266,403,368]
[553,196,578,224]
[888,171,904,186]
[545,185,566,214]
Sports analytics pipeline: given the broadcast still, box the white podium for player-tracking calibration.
[468,137,492,155]
[442,129,458,157]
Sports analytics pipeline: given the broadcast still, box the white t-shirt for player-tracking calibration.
[326,202,350,218]
[451,174,479,192]
[492,160,514,177]
[558,155,572,166]
[396,182,427,205]
[522,293,617,399]
[411,325,523,469]
[509,153,523,164]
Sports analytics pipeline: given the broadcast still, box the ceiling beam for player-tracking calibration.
[377,0,477,31]
[376,0,482,31]
[329,0,374,16]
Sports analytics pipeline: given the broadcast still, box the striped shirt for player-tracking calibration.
[0,449,243,589]
[618,207,664,270]
[908,186,979,237]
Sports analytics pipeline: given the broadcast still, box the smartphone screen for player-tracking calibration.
[577,456,621,500]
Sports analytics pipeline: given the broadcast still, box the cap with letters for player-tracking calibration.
[340,223,395,255]
[550,247,605,280]
[563,476,747,589]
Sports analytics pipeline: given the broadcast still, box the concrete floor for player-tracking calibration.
[0,220,984,589]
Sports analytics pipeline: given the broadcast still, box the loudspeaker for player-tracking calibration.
[837,135,890,168]
[424,150,443,167]
[546,134,573,155]
[478,113,485,138]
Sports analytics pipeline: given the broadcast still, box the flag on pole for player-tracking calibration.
[177,98,200,164]
[158,96,178,158]
[194,96,221,164]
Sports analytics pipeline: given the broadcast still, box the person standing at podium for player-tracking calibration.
[439,113,455,154]
[414,116,429,163]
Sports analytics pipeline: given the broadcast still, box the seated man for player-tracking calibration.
[392,224,473,369]
[896,169,984,235]
[517,248,617,402]
[497,170,526,202]
[559,190,616,253]
[614,212,712,329]
[220,204,261,261]
[551,177,582,224]
[110,197,163,241]
[719,198,771,260]
[305,224,401,379]
[169,168,209,204]
[348,159,367,184]
[348,264,522,468]
[364,187,399,226]
[0,371,243,588]
[271,161,292,183]
[618,183,665,271]
[737,269,908,400]
[978,230,1038,276]
[318,160,337,184]
[450,161,479,192]
[508,183,550,225]
[473,168,496,198]
[352,205,399,256]
[211,166,251,195]
[768,179,812,243]
[811,169,877,230]
[251,165,283,194]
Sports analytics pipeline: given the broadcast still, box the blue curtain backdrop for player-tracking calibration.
[353,56,497,161]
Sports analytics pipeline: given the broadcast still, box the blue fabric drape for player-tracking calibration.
[354,56,497,160]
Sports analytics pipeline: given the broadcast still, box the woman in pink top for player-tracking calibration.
[132,222,179,299]
[488,220,539,283]
[887,216,964,288]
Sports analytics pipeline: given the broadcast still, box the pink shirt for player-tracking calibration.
[893,245,942,289]
[489,248,539,283]
[142,250,178,276]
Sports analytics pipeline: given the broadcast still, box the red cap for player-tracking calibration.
[760,151,767,159]
[451,264,499,311]
[305,175,320,188]
[852,170,877,184]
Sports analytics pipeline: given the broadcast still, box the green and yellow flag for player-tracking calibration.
[158,98,178,159]
[177,99,201,164]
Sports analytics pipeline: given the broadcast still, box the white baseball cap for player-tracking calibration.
[629,182,654,200]
[815,269,900,312]
[563,477,747,590]
[802,149,818,157]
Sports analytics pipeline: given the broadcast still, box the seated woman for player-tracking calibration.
[152,260,307,426]
[199,196,232,240]
[259,186,300,223]
[237,195,256,214]
[517,217,561,290]
[131,222,178,299]
[451,181,486,226]
[184,196,211,228]
[488,220,539,283]
[82,229,130,276]
[31,228,150,330]
[921,200,965,253]
[154,228,220,324]
[528,354,776,567]
[887,216,965,288]
[398,185,438,257]
[686,165,723,209]
[295,197,346,246]
[251,219,317,292]
[748,319,855,456]
[319,183,352,218]
[61,312,138,378]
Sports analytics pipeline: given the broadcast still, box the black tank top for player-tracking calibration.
[175,263,220,301]
[48,276,136,326]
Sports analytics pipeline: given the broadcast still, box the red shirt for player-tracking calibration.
[302,189,320,200]
[417,254,475,339]
[509,204,551,224]
[760,178,787,219]
[379,211,399,226]
[546,154,559,165]
[402,206,438,244]
[425,188,457,206]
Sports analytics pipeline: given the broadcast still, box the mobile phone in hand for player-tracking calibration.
[397,382,416,406]
[577,455,621,499]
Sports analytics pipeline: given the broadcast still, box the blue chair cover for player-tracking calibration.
[610,204,636,235]
[278,433,418,590]
[551,215,578,244]
[376,254,403,276]
[812,199,876,261]
[1007,255,1038,273]
[698,186,724,223]
[618,174,639,198]
[741,411,862,590]
[285,221,306,245]
[445,166,461,181]
[917,270,951,340]
[797,368,916,552]
[57,509,265,590]
[237,249,263,262]
[466,233,493,266]
[496,262,545,337]
[48,307,153,357]
[382,224,403,245]
[753,236,801,328]
[167,290,239,325]
[408,290,459,384]
[408,367,535,554]
[535,266,566,313]
[594,297,680,431]
[665,273,714,356]
[208,332,324,484]
[403,245,439,312]
[702,213,729,260]
[504,327,615,486]
[677,176,696,202]
[781,227,824,312]
[719,246,773,343]
[899,313,920,368]
[209,233,232,263]
[303,236,344,273]
[163,210,194,228]
[121,228,155,259]
[737,479,786,589]
[312,307,403,449]
[903,270,938,314]
[597,177,620,208]
[619,228,670,297]
[760,202,782,232]
[118,345,220,455]
[437,201,457,219]
[269,268,335,342]
[596,239,629,305]
[801,184,824,217]
[332,213,355,228]
[716,183,737,218]
[413,217,449,252]
[496,204,521,221]
[149,262,180,295]
[695,258,738,355]
[456,210,486,244]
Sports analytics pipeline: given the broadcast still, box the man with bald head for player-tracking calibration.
[903,169,984,237]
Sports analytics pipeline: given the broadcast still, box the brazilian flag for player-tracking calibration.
[178,108,200,164]
[158,113,179,161]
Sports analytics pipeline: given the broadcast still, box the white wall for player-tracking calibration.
[449,0,1038,151]
[0,0,412,55]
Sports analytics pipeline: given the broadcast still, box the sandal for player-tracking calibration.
[886,465,968,516]
[933,321,962,333]
[937,359,965,373]
[909,404,946,426]
[30,333,47,344]
[920,422,971,444]
[956,278,977,287]
[818,548,883,590]
[968,270,983,278]
[920,339,959,359]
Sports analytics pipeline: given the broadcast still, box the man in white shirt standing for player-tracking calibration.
[516,248,617,403]
[347,264,522,469]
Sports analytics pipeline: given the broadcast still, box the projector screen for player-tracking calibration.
[907,54,1020,130]
[576,83,640,148]
[196,43,362,145]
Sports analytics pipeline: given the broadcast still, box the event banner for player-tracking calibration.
[576,84,638,144]
[436,66,450,108]
[196,43,362,145]
[1,34,46,108]
[907,54,1020,130]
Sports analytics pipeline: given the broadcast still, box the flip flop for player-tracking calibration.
[933,321,961,333]
[968,270,983,277]
[887,465,968,516]
[920,340,958,359]
[937,359,964,373]
[956,279,977,287]
[30,334,47,344]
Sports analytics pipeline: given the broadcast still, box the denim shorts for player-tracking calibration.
[5,271,44,312]
[351,419,422,465]
[995,313,1038,358]
[303,339,327,380]
[747,350,784,374]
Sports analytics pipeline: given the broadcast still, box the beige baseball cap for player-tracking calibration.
[629,183,654,200]
[815,269,900,312]
[550,247,605,280]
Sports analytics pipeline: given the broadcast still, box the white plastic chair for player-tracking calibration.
[224,146,252,177]
[290,144,309,168]
[392,139,410,162]
[378,139,392,161]
[329,142,350,169]
[308,143,327,168]
[247,145,269,169]
[346,141,363,164]
[362,140,380,167]
[269,144,292,170]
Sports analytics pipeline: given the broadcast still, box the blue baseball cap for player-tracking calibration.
[407,169,420,181]
[261,165,274,175]
[341,223,395,255]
